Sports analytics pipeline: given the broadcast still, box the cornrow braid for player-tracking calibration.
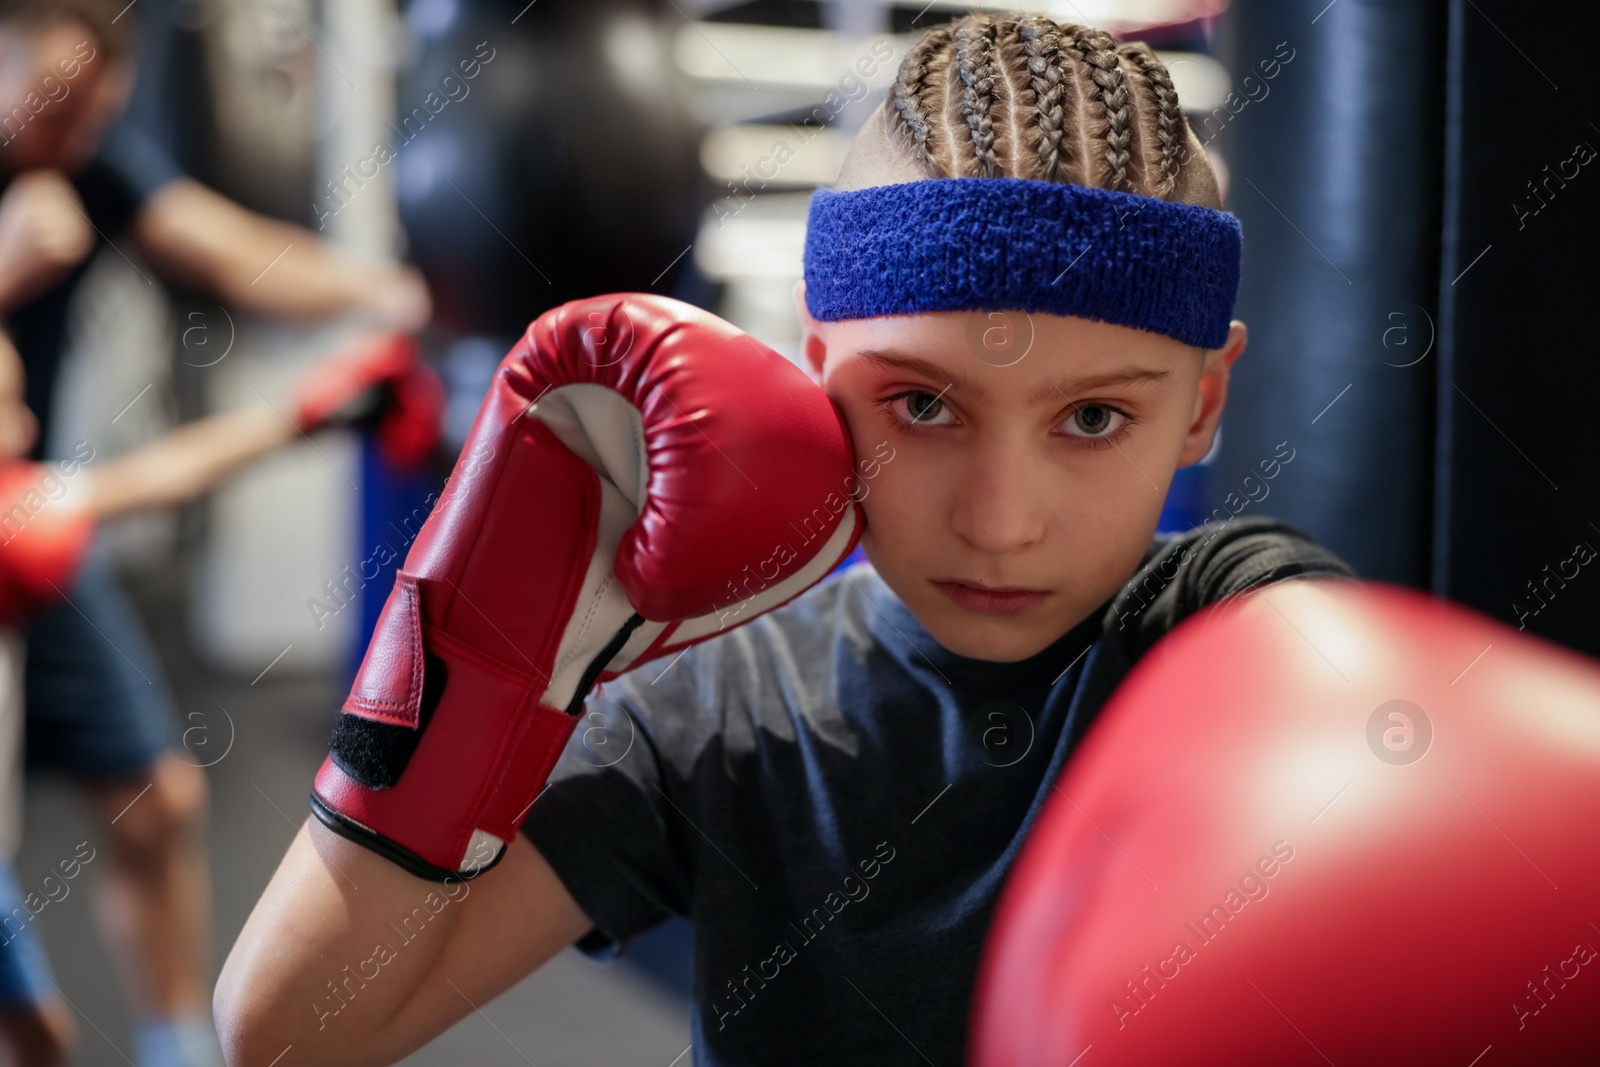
[892,23,953,177]
[1063,26,1134,193]
[877,12,1217,207]
[1121,44,1188,195]
[953,15,1002,178]
[1016,16,1072,184]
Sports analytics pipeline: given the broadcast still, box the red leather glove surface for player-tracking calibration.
[971,580,1600,1066]
[0,461,93,624]
[311,294,863,879]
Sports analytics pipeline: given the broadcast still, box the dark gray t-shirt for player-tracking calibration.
[522,515,1356,1065]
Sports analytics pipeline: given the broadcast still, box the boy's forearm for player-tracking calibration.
[215,820,469,1067]
[217,821,590,1067]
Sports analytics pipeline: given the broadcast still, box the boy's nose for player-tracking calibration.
[948,444,1049,555]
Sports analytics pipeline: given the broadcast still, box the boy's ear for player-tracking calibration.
[1177,319,1247,467]
[793,279,826,382]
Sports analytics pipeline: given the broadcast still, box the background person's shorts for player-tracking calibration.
[0,857,55,1008]
[23,552,179,781]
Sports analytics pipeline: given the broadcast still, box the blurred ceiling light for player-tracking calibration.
[694,193,810,281]
[914,0,1228,32]
[673,24,901,90]
[603,13,670,99]
[1154,50,1229,113]
[406,0,459,38]
[673,0,760,16]
[700,124,854,189]
[671,19,1229,124]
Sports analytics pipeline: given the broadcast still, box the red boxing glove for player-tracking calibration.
[971,581,1600,1066]
[0,462,94,624]
[311,294,863,879]
[292,331,445,468]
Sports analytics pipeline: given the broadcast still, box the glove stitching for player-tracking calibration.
[344,697,413,715]
[555,571,613,685]
[404,576,424,723]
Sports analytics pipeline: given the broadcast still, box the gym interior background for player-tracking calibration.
[12,0,1595,1063]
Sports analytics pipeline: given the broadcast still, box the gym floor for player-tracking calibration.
[14,555,693,1067]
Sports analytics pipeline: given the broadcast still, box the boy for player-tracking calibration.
[216,14,1355,1066]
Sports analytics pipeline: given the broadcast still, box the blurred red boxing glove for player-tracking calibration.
[971,580,1600,1066]
[291,330,445,468]
[0,462,93,624]
[311,294,863,879]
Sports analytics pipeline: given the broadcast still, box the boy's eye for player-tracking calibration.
[1061,403,1126,438]
[886,390,955,427]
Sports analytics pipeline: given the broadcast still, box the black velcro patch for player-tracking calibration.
[328,651,447,789]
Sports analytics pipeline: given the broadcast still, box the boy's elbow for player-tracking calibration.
[213,976,272,1067]
[214,962,299,1067]
[216,944,405,1067]
[214,954,337,1067]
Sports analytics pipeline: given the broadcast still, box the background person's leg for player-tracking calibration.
[23,552,221,1067]
[85,755,214,1064]
[0,857,75,1067]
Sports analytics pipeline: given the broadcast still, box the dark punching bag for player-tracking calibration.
[394,0,711,337]
[1431,0,1600,655]
[1209,0,1447,587]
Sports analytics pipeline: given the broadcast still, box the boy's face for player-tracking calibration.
[0,22,131,175]
[799,288,1245,663]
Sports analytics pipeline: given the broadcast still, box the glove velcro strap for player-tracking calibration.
[315,613,647,878]
[308,788,499,883]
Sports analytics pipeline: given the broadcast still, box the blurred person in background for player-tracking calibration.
[0,318,440,1067]
[0,323,70,1067]
[0,322,441,1067]
[0,1,433,1064]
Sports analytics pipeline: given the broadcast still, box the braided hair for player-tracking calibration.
[886,11,1212,204]
[891,23,954,177]
[953,15,1003,178]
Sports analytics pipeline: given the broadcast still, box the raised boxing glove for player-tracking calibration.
[970,580,1600,1066]
[310,293,863,880]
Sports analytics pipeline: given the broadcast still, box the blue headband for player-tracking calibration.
[802,177,1242,350]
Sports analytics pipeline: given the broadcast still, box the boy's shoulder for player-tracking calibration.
[1104,513,1358,657]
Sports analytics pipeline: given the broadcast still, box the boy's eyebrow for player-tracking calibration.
[852,349,1173,407]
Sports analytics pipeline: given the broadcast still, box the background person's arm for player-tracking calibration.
[80,329,439,519]
[131,178,431,328]
[214,819,592,1067]
[81,404,296,519]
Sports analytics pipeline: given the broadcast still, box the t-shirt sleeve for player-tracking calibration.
[1105,514,1359,661]
[1177,514,1358,604]
[73,122,186,238]
[519,651,710,961]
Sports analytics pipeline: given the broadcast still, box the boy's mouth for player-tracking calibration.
[932,579,1050,617]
